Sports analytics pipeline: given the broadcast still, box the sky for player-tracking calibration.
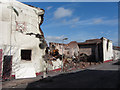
[18,0,120,2]
[22,1,119,46]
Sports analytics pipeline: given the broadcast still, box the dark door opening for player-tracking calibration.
[0,49,2,81]
[98,43,103,62]
[2,55,12,80]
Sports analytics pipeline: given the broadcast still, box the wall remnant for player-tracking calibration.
[0,0,49,80]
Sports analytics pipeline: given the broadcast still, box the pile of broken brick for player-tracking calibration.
[44,47,102,73]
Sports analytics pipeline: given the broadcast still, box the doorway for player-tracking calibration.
[0,49,2,80]
[2,55,12,80]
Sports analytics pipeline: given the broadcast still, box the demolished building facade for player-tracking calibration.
[49,37,114,63]
[78,39,103,62]
[0,0,48,80]
[49,41,79,58]
[78,37,114,62]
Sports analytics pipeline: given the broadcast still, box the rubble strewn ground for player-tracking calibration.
[2,60,119,89]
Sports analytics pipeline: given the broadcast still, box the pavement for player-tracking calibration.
[1,60,120,89]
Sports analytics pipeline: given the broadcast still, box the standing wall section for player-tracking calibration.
[0,0,48,79]
[102,37,113,62]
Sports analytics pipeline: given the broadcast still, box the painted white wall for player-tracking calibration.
[0,0,48,79]
[0,0,62,79]
[102,37,113,62]
[52,58,62,70]
[113,50,120,60]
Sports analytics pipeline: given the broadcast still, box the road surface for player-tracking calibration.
[25,60,120,88]
[2,60,120,89]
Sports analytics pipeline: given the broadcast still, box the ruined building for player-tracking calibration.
[113,46,120,60]
[49,37,114,63]
[49,41,79,58]
[78,39,103,62]
[78,37,114,62]
[0,0,47,80]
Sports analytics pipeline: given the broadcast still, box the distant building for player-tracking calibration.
[102,37,114,62]
[49,42,70,56]
[113,46,120,60]
[68,41,79,57]
[49,37,114,63]
[78,37,114,63]
[49,41,79,58]
[78,38,103,62]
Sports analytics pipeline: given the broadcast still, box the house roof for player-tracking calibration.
[78,38,102,45]
[78,42,97,45]
[85,39,102,43]
[68,41,78,45]
[49,37,113,47]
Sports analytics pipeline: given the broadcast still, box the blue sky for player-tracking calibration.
[23,2,118,46]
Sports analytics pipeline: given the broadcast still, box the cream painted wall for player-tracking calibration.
[0,0,47,79]
[102,37,113,62]
[113,50,120,60]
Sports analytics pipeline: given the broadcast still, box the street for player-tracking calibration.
[25,60,119,88]
[2,60,120,89]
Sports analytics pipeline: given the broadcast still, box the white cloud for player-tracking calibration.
[46,6,53,10]
[93,18,103,24]
[46,35,64,42]
[71,17,80,22]
[76,17,118,25]
[101,19,118,25]
[44,17,117,29]
[61,17,80,24]
[66,17,80,28]
[54,7,73,19]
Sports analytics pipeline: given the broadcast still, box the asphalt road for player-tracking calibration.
[25,60,120,88]
[2,60,119,89]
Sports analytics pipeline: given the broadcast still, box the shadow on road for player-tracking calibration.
[26,69,120,88]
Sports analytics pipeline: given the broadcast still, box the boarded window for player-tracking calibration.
[21,50,31,61]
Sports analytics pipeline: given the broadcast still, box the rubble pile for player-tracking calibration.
[44,47,101,73]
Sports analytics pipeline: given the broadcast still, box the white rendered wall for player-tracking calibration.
[0,0,47,79]
[102,37,113,62]
[113,50,120,60]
